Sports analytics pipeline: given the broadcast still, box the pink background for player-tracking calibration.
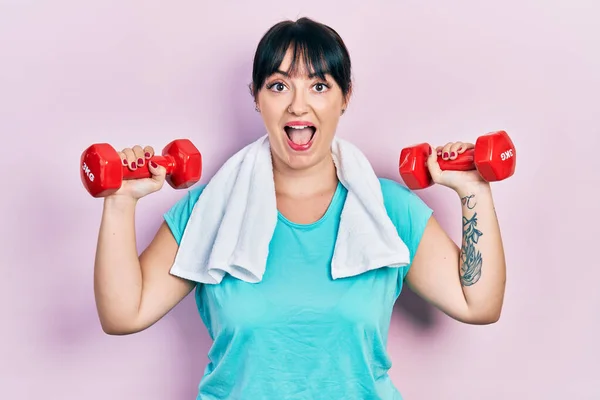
[1,1,598,399]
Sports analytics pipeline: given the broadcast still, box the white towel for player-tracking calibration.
[169,134,411,284]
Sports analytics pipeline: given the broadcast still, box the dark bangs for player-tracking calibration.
[250,17,352,99]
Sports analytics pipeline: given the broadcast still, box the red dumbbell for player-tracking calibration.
[80,139,202,197]
[399,130,516,190]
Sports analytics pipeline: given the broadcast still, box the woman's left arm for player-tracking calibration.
[405,143,507,325]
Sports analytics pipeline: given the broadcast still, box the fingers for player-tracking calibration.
[436,141,475,160]
[121,148,137,170]
[148,159,167,182]
[118,145,155,171]
[143,146,154,160]
[131,145,146,168]
[426,144,443,181]
[117,151,128,167]
[438,142,454,160]
[447,142,464,160]
[435,145,444,156]
[142,146,163,180]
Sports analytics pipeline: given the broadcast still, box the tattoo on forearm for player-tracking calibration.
[460,196,483,286]
[461,194,477,209]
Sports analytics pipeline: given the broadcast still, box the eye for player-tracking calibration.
[266,81,287,92]
[313,82,330,93]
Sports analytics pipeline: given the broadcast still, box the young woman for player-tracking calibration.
[93,17,506,400]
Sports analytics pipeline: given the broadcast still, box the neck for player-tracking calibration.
[272,154,338,198]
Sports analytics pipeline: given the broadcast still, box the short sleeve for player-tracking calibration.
[163,184,207,245]
[379,178,434,283]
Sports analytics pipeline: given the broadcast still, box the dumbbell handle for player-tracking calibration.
[436,148,476,171]
[122,155,177,180]
[400,145,476,172]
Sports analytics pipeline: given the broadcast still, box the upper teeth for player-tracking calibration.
[289,125,309,129]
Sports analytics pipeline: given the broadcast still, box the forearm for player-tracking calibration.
[94,196,143,332]
[456,183,506,322]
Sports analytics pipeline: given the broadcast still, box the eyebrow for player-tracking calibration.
[274,69,325,79]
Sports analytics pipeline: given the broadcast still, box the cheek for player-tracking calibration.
[260,107,283,130]
[312,96,342,118]
[260,97,287,123]
[318,107,341,130]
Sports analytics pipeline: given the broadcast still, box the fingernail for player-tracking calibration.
[130,162,137,169]
[150,161,158,168]
[443,152,449,158]
[122,159,128,166]
[137,158,144,166]
[145,152,151,159]
[450,152,456,158]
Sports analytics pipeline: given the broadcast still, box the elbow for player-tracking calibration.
[99,316,141,336]
[467,309,502,325]
[101,325,134,336]
[473,314,501,325]
[100,322,132,336]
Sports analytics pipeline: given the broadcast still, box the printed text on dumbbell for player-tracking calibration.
[500,149,514,161]
[82,162,95,182]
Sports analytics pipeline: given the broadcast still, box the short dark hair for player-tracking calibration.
[250,17,352,100]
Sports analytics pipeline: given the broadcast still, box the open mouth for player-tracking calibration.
[283,123,317,151]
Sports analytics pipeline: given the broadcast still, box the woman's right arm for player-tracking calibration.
[93,145,196,335]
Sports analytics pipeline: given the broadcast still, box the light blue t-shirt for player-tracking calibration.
[164,177,433,400]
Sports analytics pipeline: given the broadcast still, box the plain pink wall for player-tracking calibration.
[1,1,598,399]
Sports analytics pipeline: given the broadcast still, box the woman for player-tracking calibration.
[93,17,506,399]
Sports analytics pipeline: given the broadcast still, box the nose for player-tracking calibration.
[287,89,309,115]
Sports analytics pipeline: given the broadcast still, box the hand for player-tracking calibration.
[110,145,168,200]
[426,141,489,193]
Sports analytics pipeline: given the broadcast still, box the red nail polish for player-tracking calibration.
[145,152,151,158]
[130,162,137,169]
[122,159,128,166]
[150,161,158,168]
[137,158,144,166]
[450,152,456,157]
[443,152,449,158]
[428,146,432,155]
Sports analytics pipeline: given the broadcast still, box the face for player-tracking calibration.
[255,49,350,172]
